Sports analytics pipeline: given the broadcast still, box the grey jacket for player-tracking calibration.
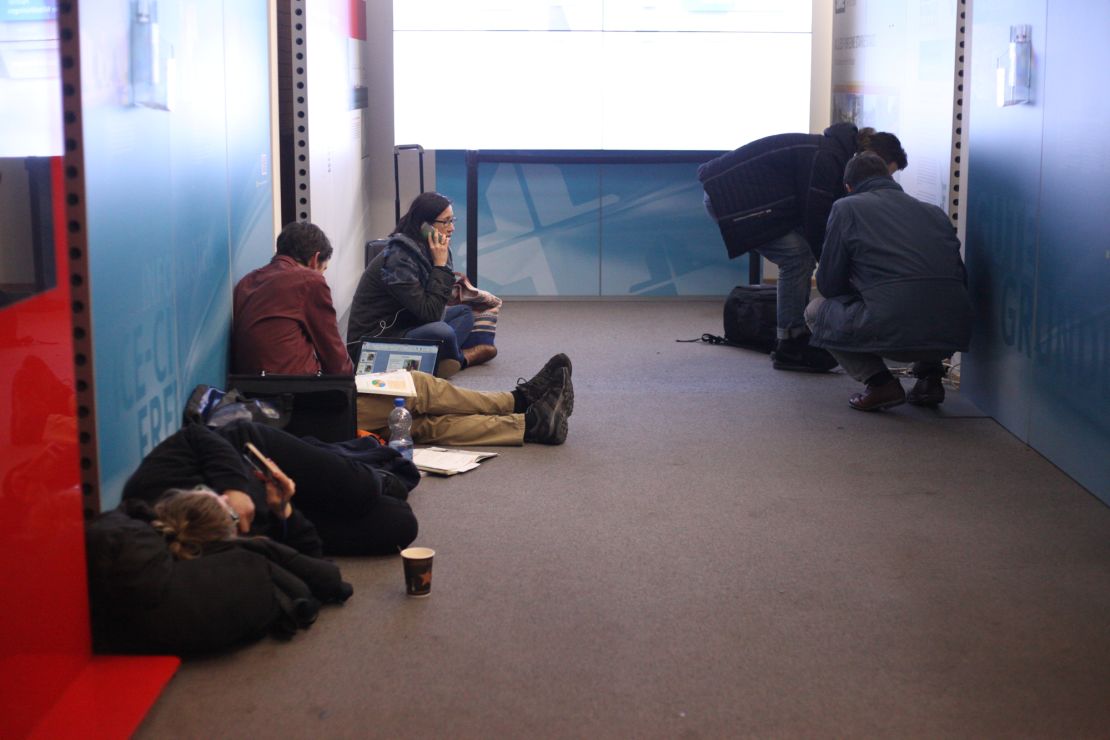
[809,176,973,355]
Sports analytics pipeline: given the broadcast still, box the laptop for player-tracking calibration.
[349,337,441,375]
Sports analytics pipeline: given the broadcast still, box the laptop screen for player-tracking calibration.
[352,338,440,375]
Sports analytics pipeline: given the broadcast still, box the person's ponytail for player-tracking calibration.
[151,488,236,560]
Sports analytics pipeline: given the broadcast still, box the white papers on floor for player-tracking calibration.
[355,370,416,397]
[412,447,498,476]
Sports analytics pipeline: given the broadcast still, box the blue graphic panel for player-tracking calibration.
[225,0,275,284]
[1028,2,1110,502]
[437,153,601,295]
[82,0,272,508]
[962,1,1046,439]
[436,152,746,297]
[168,0,232,440]
[600,162,744,296]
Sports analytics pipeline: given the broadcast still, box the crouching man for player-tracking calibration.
[805,152,973,411]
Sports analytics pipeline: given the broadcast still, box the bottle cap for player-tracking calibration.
[394,397,405,406]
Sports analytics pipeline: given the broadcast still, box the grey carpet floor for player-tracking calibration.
[136,300,1110,739]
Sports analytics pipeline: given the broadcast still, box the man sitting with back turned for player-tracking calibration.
[232,222,354,376]
[804,152,973,411]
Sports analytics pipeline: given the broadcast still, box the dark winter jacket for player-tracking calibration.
[121,423,324,556]
[697,123,859,260]
[347,234,456,342]
[86,506,352,656]
[809,176,973,355]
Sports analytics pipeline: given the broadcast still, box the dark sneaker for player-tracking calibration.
[771,337,838,373]
[516,353,573,415]
[848,378,906,411]
[523,368,570,445]
[907,375,945,406]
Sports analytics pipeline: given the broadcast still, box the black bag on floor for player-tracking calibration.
[225,374,357,443]
[722,284,777,353]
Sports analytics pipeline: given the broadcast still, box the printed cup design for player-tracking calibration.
[401,547,435,597]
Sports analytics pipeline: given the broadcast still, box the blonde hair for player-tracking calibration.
[152,487,237,560]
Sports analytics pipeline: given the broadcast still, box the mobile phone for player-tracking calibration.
[244,442,288,522]
[243,441,274,480]
[420,222,434,239]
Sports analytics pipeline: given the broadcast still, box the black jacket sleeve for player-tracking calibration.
[380,242,455,325]
[122,424,253,504]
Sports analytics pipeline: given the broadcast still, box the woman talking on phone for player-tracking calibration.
[347,192,496,378]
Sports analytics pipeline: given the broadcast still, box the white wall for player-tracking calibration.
[305,0,375,335]
[811,0,833,132]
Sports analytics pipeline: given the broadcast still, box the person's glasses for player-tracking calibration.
[433,217,457,226]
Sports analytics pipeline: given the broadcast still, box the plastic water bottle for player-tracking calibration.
[387,397,414,461]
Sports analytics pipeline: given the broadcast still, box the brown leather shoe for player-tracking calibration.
[848,378,906,411]
[462,343,497,367]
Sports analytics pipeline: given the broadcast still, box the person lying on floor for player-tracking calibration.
[347,192,497,378]
[86,487,353,655]
[121,418,419,556]
[357,354,574,447]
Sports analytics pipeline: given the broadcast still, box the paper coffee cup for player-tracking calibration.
[401,547,435,597]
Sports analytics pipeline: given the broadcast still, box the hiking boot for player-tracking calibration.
[771,336,838,373]
[516,353,573,415]
[848,378,906,411]
[523,367,570,445]
[907,375,945,407]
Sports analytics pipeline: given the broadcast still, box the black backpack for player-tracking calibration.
[722,284,777,352]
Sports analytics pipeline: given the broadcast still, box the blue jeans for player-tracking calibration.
[756,230,816,339]
[404,305,474,365]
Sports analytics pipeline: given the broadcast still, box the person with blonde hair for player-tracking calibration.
[122,419,419,557]
[89,484,354,655]
[149,487,239,560]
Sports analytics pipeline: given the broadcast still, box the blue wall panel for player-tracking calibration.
[1028,1,1110,499]
[599,162,739,296]
[965,0,1109,503]
[224,0,275,285]
[963,1,1046,437]
[82,1,273,508]
[436,151,746,297]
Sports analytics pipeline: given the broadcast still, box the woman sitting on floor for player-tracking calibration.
[347,192,498,378]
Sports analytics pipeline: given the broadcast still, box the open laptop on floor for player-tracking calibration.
[348,337,441,375]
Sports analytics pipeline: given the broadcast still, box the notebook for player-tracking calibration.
[349,337,440,375]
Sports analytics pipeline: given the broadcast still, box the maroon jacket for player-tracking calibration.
[232,255,354,375]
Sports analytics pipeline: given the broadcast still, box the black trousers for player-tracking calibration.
[218,422,418,556]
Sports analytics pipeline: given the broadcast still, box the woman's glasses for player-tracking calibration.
[433,217,457,226]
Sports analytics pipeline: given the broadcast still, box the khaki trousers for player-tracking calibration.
[357,371,524,446]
